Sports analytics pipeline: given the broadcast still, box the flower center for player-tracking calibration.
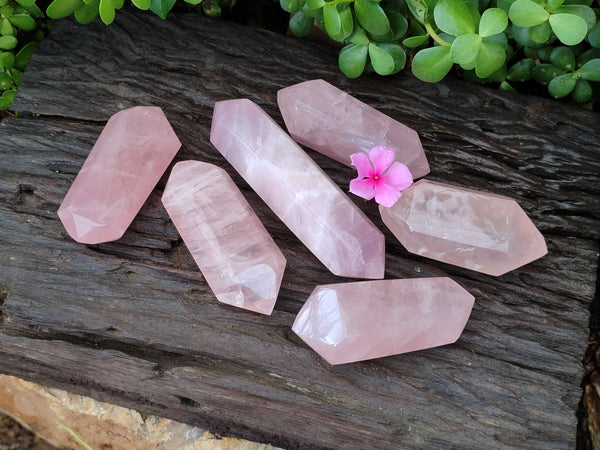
[373,175,380,181]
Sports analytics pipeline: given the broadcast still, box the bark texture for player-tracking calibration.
[1,8,599,449]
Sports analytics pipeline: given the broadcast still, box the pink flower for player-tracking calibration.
[349,145,413,208]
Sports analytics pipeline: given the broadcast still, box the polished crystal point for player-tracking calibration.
[58,106,181,244]
[162,161,286,315]
[380,180,548,276]
[277,79,430,178]
[292,277,474,365]
[210,99,385,279]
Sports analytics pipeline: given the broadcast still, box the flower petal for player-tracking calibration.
[384,162,413,190]
[368,145,395,174]
[350,152,374,178]
[374,182,401,207]
[349,177,376,200]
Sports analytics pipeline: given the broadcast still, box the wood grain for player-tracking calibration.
[1,8,599,448]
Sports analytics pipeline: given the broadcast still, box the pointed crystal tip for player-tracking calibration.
[162,161,286,315]
[58,106,181,244]
[292,278,475,365]
[277,79,430,178]
[380,180,548,276]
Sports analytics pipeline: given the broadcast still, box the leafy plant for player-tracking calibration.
[46,0,232,24]
[0,0,44,110]
[283,0,600,109]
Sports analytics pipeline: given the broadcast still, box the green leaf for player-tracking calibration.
[571,78,592,102]
[450,33,481,63]
[0,70,11,89]
[475,40,505,77]
[10,67,21,85]
[478,8,507,37]
[300,4,321,18]
[99,0,115,24]
[549,46,576,70]
[368,42,395,75]
[496,0,516,12]
[578,58,600,80]
[1,5,14,17]
[0,89,15,110]
[306,0,324,9]
[74,0,99,23]
[46,0,80,19]
[577,48,600,67]
[14,41,37,69]
[548,72,577,97]
[338,44,368,78]
[532,63,566,83]
[280,0,303,14]
[0,34,16,49]
[412,45,453,82]
[434,0,476,36]
[326,5,353,42]
[546,0,565,12]
[500,80,517,91]
[406,0,428,23]
[8,13,36,30]
[588,22,600,47]
[149,0,176,19]
[403,34,429,47]
[376,43,406,74]
[132,0,151,10]
[506,57,535,81]
[0,18,14,36]
[349,25,369,45]
[111,0,123,8]
[355,0,391,35]
[528,21,552,43]
[0,51,13,68]
[508,0,549,27]
[14,0,35,7]
[322,3,341,36]
[289,10,313,36]
[548,13,587,45]
[556,5,596,30]
[387,10,409,41]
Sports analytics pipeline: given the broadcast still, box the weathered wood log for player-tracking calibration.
[1,7,599,449]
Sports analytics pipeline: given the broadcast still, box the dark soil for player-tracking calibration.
[0,416,57,450]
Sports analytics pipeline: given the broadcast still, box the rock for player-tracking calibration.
[0,374,280,450]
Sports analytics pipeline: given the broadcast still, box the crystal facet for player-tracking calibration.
[277,79,430,178]
[380,180,548,276]
[292,277,474,365]
[162,161,286,315]
[210,99,385,279]
[58,106,181,244]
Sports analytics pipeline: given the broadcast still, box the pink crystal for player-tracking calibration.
[292,277,474,365]
[277,79,430,178]
[379,180,548,276]
[58,106,181,244]
[162,161,286,315]
[210,99,385,279]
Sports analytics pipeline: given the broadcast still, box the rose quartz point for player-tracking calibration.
[380,180,548,276]
[58,106,181,244]
[277,79,430,179]
[210,98,385,279]
[292,277,475,365]
[162,161,286,315]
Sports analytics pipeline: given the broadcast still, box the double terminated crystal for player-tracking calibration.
[278,79,430,179]
[58,106,181,244]
[162,161,286,315]
[380,180,548,276]
[293,278,475,365]
[210,99,385,279]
